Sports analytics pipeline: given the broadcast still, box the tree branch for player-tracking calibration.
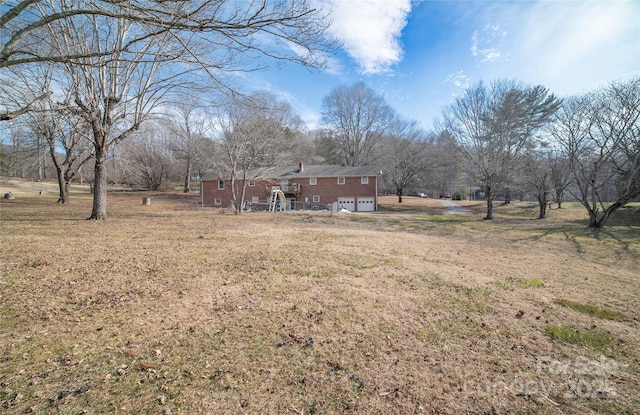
[0,91,51,120]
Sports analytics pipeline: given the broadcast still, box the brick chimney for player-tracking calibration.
[298,162,304,173]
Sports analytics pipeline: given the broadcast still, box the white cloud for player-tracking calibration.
[321,0,412,74]
[471,24,507,63]
[323,54,346,77]
[445,70,471,89]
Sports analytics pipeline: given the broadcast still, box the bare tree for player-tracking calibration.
[32,105,93,204]
[440,80,560,219]
[211,92,298,214]
[273,114,314,166]
[165,101,211,193]
[0,121,39,177]
[50,13,177,219]
[380,118,429,203]
[428,130,465,199]
[119,123,177,190]
[0,92,51,121]
[321,82,396,166]
[8,64,94,202]
[1,0,336,121]
[2,1,335,220]
[0,58,51,121]
[312,129,342,165]
[1,1,334,67]
[521,140,572,218]
[548,152,572,209]
[522,149,555,219]
[553,77,640,228]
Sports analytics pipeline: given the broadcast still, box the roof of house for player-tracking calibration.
[201,164,381,181]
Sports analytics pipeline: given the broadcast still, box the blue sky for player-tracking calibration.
[247,0,639,131]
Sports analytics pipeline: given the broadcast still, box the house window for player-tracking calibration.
[309,177,317,185]
[214,198,222,205]
[338,177,345,185]
[252,196,259,203]
[248,180,255,187]
[361,176,369,184]
[218,180,224,190]
[313,195,320,203]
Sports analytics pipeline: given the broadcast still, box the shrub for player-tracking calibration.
[159,181,176,192]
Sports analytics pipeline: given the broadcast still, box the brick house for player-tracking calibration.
[201,163,380,212]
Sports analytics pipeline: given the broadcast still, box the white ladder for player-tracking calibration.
[269,188,285,212]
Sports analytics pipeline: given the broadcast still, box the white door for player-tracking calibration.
[338,197,355,211]
[357,197,375,212]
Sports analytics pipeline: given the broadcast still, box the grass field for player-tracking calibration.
[1,180,639,414]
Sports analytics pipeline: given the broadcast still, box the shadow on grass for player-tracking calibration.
[510,217,640,256]
[587,226,639,254]
[0,198,92,222]
[343,204,640,254]
[348,212,485,236]
[0,194,183,223]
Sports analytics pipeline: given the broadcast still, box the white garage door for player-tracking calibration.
[357,197,375,212]
[338,197,355,211]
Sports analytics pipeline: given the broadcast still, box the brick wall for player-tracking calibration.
[202,180,273,209]
[298,176,376,208]
[202,175,378,211]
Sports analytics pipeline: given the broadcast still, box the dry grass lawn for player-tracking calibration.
[1,180,639,414]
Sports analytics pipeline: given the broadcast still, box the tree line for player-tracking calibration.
[438,77,639,227]
[1,2,638,227]
[1,0,336,219]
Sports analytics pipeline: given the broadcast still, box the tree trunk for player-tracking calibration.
[38,135,45,181]
[588,214,602,228]
[539,202,547,219]
[240,181,248,213]
[485,189,494,220]
[55,170,69,204]
[183,174,191,193]
[554,187,564,209]
[588,202,622,228]
[183,159,191,193]
[536,193,549,219]
[89,147,108,220]
[485,198,494,219]
[230,175,241,215]
[501,188,511,205]
[397,188,403,203]
[48,136,68,204]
